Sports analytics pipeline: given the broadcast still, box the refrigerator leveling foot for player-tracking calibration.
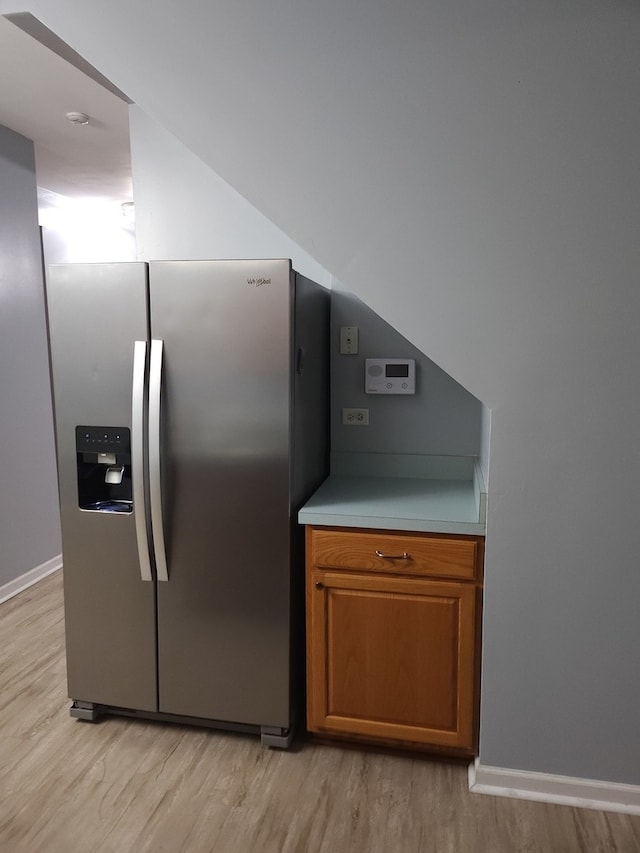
[260,726,294,749]
[70,701,102,722]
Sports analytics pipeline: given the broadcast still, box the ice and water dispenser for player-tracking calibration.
[75,426,133,513]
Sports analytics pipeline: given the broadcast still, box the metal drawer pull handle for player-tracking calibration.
[375,550,410,560]
[315,581,324,590]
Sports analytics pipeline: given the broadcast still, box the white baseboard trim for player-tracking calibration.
[0,554,62,604]
[468,758,640,816]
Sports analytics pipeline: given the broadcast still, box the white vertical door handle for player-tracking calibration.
[149,339,169,581]
[132,340,152,581]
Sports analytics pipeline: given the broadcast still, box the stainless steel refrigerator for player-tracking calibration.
[46,259,328,747]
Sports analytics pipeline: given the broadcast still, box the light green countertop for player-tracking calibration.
[298,453,486,536]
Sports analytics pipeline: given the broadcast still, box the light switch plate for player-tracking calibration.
[340,326,358,355]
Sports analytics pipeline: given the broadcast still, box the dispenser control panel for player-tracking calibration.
[365,359,416,394]
[75,426,132,514]
[75,426,130,452]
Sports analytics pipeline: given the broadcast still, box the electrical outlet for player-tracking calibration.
[342,407,369,425]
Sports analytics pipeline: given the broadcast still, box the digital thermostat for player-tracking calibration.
[365,358,416,394]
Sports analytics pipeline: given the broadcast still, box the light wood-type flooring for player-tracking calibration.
[1,571,639,853]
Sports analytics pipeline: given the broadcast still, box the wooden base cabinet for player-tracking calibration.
[305,526,483,755]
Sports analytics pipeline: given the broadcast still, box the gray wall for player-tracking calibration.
[331,285,481,457]
[128,107,330,287]
[0,124,61,587]
[129,109,480,463]
[9,0,639,788]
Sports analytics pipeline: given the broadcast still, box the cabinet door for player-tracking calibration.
[307,571,477,750]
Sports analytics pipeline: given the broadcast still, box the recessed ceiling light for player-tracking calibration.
[65,111,90,126]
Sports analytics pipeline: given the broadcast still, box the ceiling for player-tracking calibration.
[0,13,132,204]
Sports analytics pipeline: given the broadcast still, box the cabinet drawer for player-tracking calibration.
[308,527,479,581]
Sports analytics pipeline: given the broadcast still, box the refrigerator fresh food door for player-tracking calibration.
[149,260,293,728]
[47,263,158,711]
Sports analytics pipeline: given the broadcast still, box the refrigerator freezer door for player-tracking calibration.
[47,263,157,711]
[150,260,293,728]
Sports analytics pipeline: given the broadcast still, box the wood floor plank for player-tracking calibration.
[1,571,639,852]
